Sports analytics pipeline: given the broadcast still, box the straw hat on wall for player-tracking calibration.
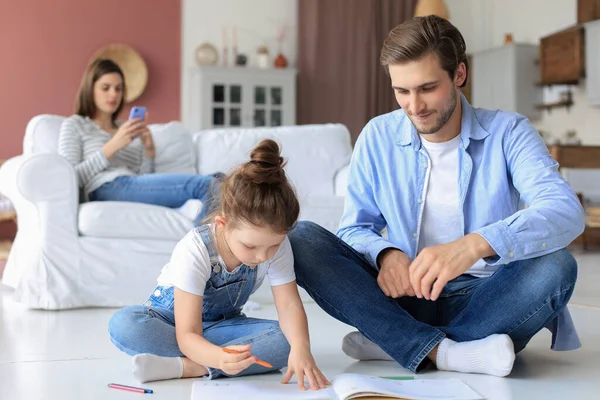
[414,0,450,19]
[91,44,148,103]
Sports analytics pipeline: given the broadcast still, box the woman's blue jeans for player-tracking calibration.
[89,173,224,224]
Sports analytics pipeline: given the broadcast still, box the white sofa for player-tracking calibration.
[0,115,352,309]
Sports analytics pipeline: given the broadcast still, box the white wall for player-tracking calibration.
[181,0,297,128]
[447,0,600,200]
[448,0,577,54]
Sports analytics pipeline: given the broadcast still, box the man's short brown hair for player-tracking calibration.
[380,15,468,87]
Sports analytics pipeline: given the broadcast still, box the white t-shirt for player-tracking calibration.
[419,135,488,277]
[156,225,296,296]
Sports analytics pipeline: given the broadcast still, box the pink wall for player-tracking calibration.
[0,0,180,239]
[0,0,181,160]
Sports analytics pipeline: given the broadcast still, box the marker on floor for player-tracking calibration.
[108,383,154,394]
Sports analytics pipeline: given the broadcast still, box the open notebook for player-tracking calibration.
[191,373,484,400]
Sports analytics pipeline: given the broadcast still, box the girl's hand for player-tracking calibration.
[281,347,330,391]
[102,118,145,159]
[218,344,256,376]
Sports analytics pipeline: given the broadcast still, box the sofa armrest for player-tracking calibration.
[0,154,79,231]
[333,164,350,196]
[0,154,80,291]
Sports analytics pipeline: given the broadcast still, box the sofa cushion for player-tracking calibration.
[192,124,352,201]
[299,195,346,233]
[149,121,197,174]
[78,201,194,240]
[23,114,66,155]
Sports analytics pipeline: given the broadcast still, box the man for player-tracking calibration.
[289,15,584,377]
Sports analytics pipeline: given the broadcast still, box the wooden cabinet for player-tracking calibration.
[549,145,600,168]
[578,0,600,23]
[188,66,296,131]
[471,44,541,120]
[539,26,585,85]
[549,145,600,249]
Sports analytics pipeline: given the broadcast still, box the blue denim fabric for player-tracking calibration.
[289,221,578,373]
[108,226,290,379]
[89,173,224,224]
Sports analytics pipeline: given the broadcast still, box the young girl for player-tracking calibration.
[58,58,221,224]
[108,139,330,391]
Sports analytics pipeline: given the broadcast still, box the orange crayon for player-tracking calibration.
[222,347,273,368]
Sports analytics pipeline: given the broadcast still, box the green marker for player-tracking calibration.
[381,376,415,380]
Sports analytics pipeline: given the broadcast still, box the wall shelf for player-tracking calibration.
[534,99,574,112]
[535,80,579,87]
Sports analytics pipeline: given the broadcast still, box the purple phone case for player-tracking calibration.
[129,106,146,121]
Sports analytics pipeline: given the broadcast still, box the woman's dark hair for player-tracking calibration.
[74,58,126,123]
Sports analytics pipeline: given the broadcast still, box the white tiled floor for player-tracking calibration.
[1,250,600,399]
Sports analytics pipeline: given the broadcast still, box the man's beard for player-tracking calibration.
[413,87,457,135]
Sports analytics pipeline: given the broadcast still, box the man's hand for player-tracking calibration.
[409,233,495,301]
[376,249,415,298]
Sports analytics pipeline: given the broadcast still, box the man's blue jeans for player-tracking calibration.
[89,173,223,224]
[288,221,578,373]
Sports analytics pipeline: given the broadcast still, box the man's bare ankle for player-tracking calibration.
[427,344,439,364]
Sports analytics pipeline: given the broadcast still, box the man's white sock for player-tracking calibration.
[132,354,184,383]
[342,331,394,361]
[435,334,515,377]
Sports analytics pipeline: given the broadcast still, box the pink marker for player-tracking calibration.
[108,383,153,394]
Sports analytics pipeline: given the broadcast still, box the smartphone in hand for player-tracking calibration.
[129,106,147,121]
[128,106,147,139]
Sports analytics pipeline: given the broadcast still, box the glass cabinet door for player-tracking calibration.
[253,86,267,127]
[251,85,284,127]
[270,87,283,126]
[211,83,243,127]
[229,84,242,126]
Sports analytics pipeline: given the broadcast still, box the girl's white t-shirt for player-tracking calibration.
[156,225,296,296]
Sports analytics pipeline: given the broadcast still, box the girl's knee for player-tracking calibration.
[108,305,147,354]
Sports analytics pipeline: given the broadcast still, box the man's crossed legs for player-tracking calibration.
[289,221,577,376]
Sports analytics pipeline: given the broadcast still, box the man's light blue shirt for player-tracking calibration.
[337,94,585,351]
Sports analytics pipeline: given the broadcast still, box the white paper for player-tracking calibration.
[191,374,484,400]
[191,381,334,400]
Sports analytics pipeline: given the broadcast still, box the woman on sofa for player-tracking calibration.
[58,58,222,224]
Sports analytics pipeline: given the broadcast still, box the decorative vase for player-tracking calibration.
[257,46,269,69]
[235,54,248,66]
[274,53,288,68]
